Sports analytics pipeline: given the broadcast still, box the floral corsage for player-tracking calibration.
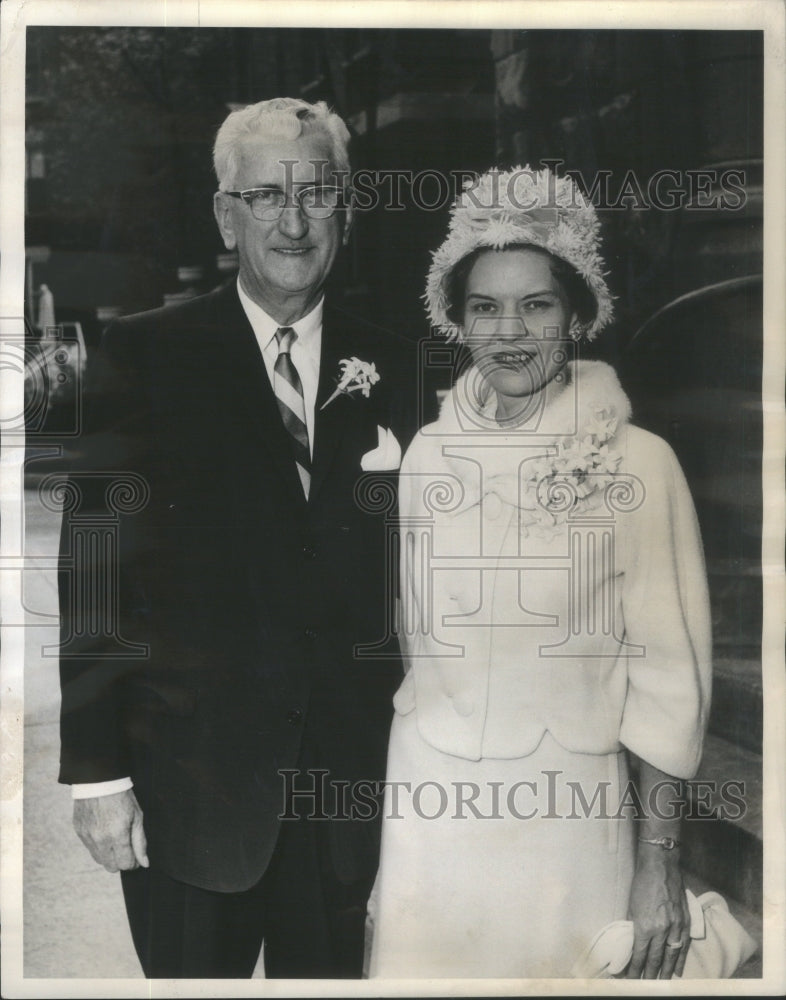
[524,407,622,536]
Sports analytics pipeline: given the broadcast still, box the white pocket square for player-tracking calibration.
[361,425,402,471]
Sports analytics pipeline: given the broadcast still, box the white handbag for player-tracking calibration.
[572,889,758,979]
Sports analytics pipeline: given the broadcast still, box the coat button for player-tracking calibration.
[287,708,303,725]
[302,545,317,559]
[304,627,318,640]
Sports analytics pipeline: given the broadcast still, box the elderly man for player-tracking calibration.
[58,98,419,979]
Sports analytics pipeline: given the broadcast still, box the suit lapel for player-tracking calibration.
[211,283,308,512]
[309,307,359,505]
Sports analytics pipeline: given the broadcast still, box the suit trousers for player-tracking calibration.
[120,734,377,979]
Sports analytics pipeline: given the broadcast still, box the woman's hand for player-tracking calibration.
[626,844,690,978]
[623,753,692,979]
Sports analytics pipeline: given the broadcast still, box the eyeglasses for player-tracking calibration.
[225,185,348,221]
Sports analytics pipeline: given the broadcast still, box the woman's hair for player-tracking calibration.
[444,244,598,330]
[213,97,351,191]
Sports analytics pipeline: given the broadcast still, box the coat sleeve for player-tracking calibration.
[58,320,150,784]
[618,427,712,779]
[396,435,425,668]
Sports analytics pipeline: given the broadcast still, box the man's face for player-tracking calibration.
[214,132,351,319]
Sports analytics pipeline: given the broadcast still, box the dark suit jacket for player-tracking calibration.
[58,280,423,892]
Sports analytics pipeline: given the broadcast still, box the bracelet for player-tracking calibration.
[638,836,681,851]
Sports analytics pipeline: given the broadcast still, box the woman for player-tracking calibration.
[368,166,712,979]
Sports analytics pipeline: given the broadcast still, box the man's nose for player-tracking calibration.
[277,202,308,239]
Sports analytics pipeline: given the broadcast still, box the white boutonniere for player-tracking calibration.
[320,356,381,410]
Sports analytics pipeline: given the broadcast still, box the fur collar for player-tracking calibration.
[436,360,631,442]
[430,362,632,524]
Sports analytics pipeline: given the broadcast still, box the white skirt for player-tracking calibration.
[369,711,635,979]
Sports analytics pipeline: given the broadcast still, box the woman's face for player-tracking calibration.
[462,248,577,410]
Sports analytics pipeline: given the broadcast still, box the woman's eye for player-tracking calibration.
[523,299,552,312]
[469,301,497,314]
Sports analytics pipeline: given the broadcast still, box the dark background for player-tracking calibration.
[24,26,764,916]
[25,29,762,336]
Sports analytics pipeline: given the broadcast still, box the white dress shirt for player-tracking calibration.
[72,280,324,800]
[236,278,323,457]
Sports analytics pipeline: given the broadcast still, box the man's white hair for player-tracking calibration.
[213,97,351,191]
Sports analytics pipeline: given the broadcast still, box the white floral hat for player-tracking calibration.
[425,165,614,341]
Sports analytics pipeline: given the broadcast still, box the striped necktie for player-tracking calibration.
[273,326,311,497]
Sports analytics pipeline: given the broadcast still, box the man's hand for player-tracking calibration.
[73,789,149,873]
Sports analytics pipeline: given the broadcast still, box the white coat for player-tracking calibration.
[394,360,712,779]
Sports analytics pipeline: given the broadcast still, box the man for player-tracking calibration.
[58,98,420,979]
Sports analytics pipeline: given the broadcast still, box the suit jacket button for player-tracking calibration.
[287,708,303,725]
[302,545,317,559]
[304,627,318,640]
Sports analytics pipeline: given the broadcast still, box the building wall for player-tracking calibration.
[490,29,763,342]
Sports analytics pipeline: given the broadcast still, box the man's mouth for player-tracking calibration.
[273,247,312,255]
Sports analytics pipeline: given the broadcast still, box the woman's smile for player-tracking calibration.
[488,346,537,370]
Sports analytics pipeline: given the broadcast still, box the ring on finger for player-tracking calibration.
[665,940,683,949]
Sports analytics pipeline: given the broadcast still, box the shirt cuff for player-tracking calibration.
[71,777,133,799]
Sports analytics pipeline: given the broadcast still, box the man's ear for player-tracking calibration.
[213,192,237,251]
[341,197,354,247]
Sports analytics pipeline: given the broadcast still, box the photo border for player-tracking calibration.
[1,1,784,996]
